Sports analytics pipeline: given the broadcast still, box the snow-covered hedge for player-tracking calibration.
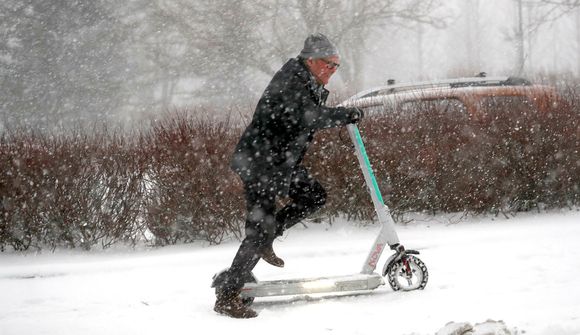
[138,114,245,246]
[0,90,578,250]
[319,90,580,215]
[0,128,146,251]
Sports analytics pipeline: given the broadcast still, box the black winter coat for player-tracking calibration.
[231,58,355,196]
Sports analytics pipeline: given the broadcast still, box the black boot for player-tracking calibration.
[214,290,257,319]
[259,244,284,268]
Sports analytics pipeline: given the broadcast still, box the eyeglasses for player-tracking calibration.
[320,58,340,69]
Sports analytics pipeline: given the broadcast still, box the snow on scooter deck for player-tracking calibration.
[240,273,384,298]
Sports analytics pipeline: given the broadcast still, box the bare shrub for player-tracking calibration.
[316,89,579,217]
[1,85,577,250]
[0,126,146,251]
[139,111,244,245]
[305,127,374,222]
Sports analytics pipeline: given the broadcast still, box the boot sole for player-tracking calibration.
[214,306,258,319]
[262,258,284,267]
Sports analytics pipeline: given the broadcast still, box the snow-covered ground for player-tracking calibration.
[1,210,579,335]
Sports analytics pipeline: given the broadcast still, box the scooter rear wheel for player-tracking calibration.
[384,254,428,291]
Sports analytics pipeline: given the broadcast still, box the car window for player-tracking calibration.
[398,98,468,118]
[361,103,395,115]
[477,96,536,113]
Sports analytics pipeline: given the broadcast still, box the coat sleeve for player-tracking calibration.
[301,102,354,130]
[272,73,355,131]
[276,89,354,130]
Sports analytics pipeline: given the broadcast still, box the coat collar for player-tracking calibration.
[288,58,329,105]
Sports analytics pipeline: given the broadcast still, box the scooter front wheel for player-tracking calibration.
[384,254,428,291]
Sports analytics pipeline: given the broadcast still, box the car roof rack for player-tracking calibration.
[350,76,532,100]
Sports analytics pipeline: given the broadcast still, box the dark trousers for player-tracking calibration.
[217,167,327,294]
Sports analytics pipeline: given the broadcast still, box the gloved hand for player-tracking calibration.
[347,107,364,124]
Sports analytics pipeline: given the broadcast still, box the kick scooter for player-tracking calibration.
[212,124,428,304]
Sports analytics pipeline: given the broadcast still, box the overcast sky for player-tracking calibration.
[344,0,580,93]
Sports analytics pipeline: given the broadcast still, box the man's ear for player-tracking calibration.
[304,58,315,71]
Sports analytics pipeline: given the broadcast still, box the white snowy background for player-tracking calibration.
[2,1,580,334]
[1,209,579,335]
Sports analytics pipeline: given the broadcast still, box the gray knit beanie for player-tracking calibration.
[298,33,339,59]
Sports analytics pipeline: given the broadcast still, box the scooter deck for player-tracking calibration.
[240,273,384,298]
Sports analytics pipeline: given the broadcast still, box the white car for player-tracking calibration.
[341,75,562,121]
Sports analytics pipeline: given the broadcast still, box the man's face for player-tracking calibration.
[307,55,340,85]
